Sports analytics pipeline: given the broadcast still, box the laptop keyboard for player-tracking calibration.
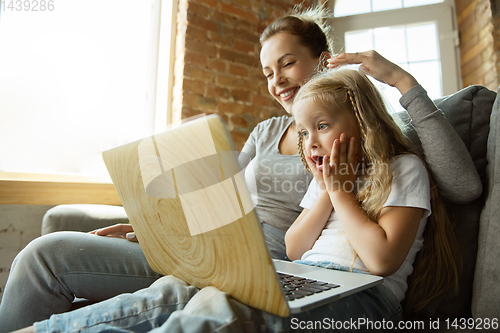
[278,272,340,301]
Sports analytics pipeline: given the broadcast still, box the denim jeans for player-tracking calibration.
[0,232,162,333]
[0,224,288,332]
[261,222,288,261]
[293,260,369,274]
[33,270,401,333]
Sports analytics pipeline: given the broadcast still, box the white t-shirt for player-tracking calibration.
[299,154,431,302]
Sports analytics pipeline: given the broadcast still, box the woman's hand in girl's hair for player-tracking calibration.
[323,134,358,194]
[89,223,138,242]
[327,50,419,95]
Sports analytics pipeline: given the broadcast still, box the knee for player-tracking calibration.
[12,232,81,271]
[149,276,199,300]
[184,286,233,315]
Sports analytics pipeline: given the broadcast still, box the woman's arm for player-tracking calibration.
[328,51,482,203]
[238,121,259,168]
[400,86,482,203]
[328,51,418,94]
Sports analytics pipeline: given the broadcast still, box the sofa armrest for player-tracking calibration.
[42,204,129,235]
[472,85,500,319]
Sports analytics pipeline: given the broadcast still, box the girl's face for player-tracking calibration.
[260,33,321,114]
[294,99,360,171]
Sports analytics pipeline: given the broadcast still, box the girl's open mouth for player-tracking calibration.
[312,155,324,171]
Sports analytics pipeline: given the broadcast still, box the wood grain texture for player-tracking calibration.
[102,115,289,317]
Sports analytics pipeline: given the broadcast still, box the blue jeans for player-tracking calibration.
[0,232,162,333]
[261,222,288,261]
[0,224,288,332]
[33,271,401,332]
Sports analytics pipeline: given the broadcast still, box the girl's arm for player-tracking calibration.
[284,191,332,261]
[328,189,422,276]
[322,134,424,276]
[285,148,336,261]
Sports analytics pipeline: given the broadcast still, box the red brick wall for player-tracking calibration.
[172,0,316,150]
[456,0,500,90]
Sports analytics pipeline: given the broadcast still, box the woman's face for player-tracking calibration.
[260,33,321,114]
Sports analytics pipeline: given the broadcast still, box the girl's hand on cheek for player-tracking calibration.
[323,134,358,193]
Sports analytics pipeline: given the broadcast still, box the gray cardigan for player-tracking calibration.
[401,85,482,204]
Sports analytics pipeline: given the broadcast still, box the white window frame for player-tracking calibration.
[148,0,178,135]
[328,0,461,96]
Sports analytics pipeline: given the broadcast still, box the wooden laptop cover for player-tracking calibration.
[102,115,289,317]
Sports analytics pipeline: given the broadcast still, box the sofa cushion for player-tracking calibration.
[401,85,496,319]
[434,85,496,185]
[42,204,129,235]
[472,85,500,318]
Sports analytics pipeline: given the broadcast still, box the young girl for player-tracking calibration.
[287,68,461,316]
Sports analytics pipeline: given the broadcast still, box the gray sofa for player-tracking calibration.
[42,84,500,330]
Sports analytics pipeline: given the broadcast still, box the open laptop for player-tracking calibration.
[102,114,382,317]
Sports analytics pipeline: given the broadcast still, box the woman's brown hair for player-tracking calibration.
[260,4,335,58]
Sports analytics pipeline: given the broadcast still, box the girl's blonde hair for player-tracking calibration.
[294,68,462,315]
[260,4,335,57]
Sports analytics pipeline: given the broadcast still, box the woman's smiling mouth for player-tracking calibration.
[279,86,299,101]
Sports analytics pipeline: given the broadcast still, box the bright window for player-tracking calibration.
[0,0,174,178]
[330,0,459,112]
[334,0,445,17]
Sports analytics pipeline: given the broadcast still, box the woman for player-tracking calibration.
[0,5,479,332]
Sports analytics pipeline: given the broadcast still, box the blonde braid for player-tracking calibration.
[297,132,311,173]
[346,89,366,138]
